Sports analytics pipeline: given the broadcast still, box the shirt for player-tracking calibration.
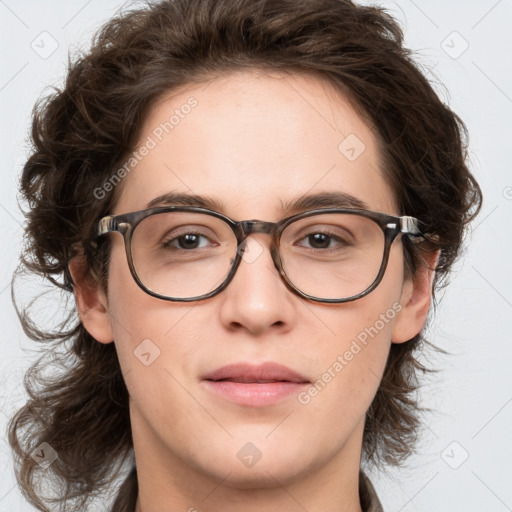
[114,467,384,511]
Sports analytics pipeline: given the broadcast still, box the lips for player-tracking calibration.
[201,362,310,384]
[201,362,311,406]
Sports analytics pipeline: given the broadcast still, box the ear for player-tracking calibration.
[68,251,114,344]
[392,249,441,344]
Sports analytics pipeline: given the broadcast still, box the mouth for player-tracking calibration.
[207,378,303,383]
[201,362,310,407]
[201,361,310,383]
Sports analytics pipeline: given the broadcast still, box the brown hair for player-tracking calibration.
[8,0,482,510]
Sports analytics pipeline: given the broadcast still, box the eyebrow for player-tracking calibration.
[145,191,368,215]
[280,191,367,214]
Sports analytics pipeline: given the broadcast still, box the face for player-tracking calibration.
[76,69,431,501]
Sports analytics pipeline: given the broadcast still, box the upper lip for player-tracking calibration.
[202,362,310,383]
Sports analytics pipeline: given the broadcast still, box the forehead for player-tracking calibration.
[113,68,397,218]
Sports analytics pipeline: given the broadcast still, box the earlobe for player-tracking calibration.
[391,249,440,344]
[68,252,114,344]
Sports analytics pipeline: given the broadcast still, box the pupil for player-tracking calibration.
[180,234,199,249]
[309,233,329,248]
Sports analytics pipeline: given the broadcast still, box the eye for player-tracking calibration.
[296,231,351,250]
[162,231,214,250]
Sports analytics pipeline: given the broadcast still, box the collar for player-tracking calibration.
[359,470,384,512]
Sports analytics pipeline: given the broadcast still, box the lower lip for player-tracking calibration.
[202,380,309,407]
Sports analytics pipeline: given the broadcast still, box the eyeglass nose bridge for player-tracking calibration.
[234,219,283,264]
[228,219,290,295]
[239,219,277,236]
[235,219,284,264]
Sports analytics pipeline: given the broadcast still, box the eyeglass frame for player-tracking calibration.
[96,205,425,304]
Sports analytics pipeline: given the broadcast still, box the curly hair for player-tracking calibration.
[8,0,482,510]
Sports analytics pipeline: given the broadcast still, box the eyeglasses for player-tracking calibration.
[96,206,424,303]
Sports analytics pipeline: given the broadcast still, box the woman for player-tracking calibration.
[8,0,482,511]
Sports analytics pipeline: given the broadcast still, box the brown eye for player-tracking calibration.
[297,231,350,250]
[162,232,212,250]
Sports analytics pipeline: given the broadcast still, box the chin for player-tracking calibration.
[210,462,308,490]
[189,441,317,490]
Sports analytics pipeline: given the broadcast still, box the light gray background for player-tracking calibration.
[1,1,511,511]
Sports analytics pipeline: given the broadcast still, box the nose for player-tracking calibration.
[217,235,296,336]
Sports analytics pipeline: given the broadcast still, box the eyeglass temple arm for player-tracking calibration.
[98,216,117,236]
[399,215,434,245]
[400,216,421,236]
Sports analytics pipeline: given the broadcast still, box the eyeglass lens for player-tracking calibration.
[130,211,386,300]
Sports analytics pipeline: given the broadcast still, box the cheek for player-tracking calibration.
[105,242,203,377]
[303,247,406,414]
[105,257,206,445]
[304,301,397,412]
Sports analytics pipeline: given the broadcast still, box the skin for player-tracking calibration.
[70,68,437,512]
